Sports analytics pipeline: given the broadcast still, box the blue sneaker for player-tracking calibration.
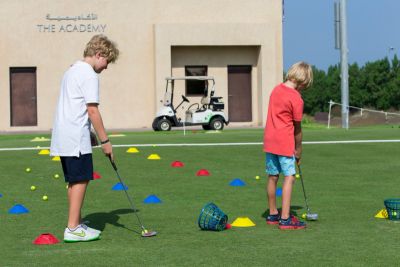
[278,215,306,230]
[266,213,280,225]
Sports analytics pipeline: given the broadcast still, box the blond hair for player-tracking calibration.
[285,61,313,88]
[83,34,119,63]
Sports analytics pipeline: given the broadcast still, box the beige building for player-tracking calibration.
[0,0,283,132]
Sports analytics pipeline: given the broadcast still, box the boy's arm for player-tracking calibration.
[87,103,113,159]
[294,121,302,163]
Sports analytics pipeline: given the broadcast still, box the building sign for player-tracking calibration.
[37,13,106,33]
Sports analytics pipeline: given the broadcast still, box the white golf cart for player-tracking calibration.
[152,76,229,131]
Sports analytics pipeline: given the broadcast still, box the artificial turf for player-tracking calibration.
[1,127,400,266]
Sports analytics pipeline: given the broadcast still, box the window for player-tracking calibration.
[185,66,207,95]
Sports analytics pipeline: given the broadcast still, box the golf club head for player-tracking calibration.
[306,213,318,221]
[141,230,157,237]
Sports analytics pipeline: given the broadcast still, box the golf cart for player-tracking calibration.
[152,76,229,131]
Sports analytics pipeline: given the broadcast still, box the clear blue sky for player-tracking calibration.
[283,0,400,71]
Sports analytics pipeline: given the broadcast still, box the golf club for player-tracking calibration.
[297,163,318,221]
[108,155,157,237]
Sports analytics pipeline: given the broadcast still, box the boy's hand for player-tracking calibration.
[295,148,302,165]
[101,142,113,161]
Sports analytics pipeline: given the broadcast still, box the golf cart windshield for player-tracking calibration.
[165,76,215,98]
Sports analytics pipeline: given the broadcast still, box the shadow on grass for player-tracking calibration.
[261,205,303,218]
[82,208,142,236]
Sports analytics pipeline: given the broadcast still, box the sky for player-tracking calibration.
[283,0,400,71]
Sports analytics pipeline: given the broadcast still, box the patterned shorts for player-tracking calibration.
[265,153,296,177]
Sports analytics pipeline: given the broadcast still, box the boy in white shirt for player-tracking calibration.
[51,34,119,242]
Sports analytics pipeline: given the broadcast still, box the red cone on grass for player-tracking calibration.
[33,233,59,245]
[196,169,210,176]
[93,171,101,179]
[225,223,232,230]
[171,161,184,167]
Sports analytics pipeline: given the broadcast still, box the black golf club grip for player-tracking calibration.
[108,155,118,171]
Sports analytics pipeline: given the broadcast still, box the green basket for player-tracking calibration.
[384,199,400,220]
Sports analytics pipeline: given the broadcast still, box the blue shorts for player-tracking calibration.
[265,153,296,177]
[60,153,93,183]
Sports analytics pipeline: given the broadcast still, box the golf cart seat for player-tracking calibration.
[200,96,210,110]
[201,96,210,105]
[163,91,172,106]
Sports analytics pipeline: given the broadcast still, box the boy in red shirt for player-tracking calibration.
[263,62,313,230]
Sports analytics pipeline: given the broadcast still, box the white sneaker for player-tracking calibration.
[64,225,100,243]
[80,222,101,236]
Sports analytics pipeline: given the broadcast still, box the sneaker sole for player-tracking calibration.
[266,221,279,225]
[64,236,101,243]
[278,225,306,230]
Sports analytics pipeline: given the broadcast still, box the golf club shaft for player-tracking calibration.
[108,156,146,231]
[297,164,311,212]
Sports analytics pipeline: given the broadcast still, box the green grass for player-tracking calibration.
[1,128,400,266]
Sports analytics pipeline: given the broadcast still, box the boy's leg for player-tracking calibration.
[279,155,296,219]
[67,181,89,229]
[277,155,305,229]
[281,175,295,219]
[265,153,281,224]
[267,175,279,215]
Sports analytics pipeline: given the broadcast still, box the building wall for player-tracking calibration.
[0,0,282,132]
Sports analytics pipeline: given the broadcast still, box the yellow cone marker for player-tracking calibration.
[30,137,50,142]
[231,217,256,227]
[109,134,126,137]
[38,149,50,155]
[375,209,388,219]
[52,156,61,161]
[147,154,161,160]
[126,147,139,153]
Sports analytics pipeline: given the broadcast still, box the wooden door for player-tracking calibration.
[227,65,252,122]
[10,67,37,126]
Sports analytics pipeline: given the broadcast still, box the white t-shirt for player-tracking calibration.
[50,61,99,157]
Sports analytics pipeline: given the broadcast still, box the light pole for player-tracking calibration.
[334,0,349,129]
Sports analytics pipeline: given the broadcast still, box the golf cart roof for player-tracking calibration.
[165,76,215,81]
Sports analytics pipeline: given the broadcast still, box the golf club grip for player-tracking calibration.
[108,155,118,171]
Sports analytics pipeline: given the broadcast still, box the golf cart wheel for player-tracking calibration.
[157,118,172,131]
[202,124,211,130]
[210,117,224,130]
[152,118,160,131]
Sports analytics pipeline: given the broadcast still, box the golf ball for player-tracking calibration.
[54,174,60,179]
[301,213,306,219]
[26,168,31,173]
[295,174,300,179]
[255,175,260,180]
[42,195,48,201]
[30,185,36,191]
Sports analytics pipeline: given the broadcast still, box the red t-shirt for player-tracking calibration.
[263,83,304,157]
